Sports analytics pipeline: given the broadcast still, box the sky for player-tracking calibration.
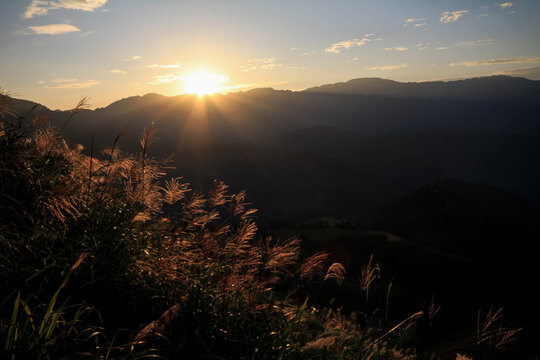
[1,0,539,110]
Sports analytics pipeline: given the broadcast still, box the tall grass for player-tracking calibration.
[0,90,523,359]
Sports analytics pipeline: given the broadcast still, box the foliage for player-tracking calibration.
[0,93,522,359]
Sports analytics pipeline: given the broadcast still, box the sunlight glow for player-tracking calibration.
[183,70,228,96]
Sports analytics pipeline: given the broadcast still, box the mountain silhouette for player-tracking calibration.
[3,75,540,221]
[305,75,540,100]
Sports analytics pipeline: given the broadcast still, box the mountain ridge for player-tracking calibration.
[304,75,540,100]
[2,75,540,221]
[5,75,539,112]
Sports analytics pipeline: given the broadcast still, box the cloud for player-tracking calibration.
[23,0,108,19]
[450,57,540,67]
[456,39,493,47]
[440,10,469,23]
[145,63,181,69]
[110,69,127,75]
[366,63,408,71]
[24,0,49,18]
[415,42,431,50]
[44,80,100,88]
[499,2,513,8]
[27,23,80,35]
[243,58,281,71]
[404,18,426,27]
[121,55,142,62]
[384,45,408,51]
[436,47,449,50]
[148,74,180,85]
[259,63,281,70]
[248,58,276,64]
[325,35,373,54]
[52,78,78,83]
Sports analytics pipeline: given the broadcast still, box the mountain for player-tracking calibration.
[2,76,540,221]
[19,75,540,142]
[267,127,540,204]
[305,75,540,101]
[362,179,540,264]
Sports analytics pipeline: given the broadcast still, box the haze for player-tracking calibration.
[1,0,540,109]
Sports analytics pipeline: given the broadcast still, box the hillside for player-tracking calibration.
[2,78,537,358]
[4,76,540,221]
[304,76,540,101]
[362,179,540,264]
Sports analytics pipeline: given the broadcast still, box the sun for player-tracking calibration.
[183,70,228,96]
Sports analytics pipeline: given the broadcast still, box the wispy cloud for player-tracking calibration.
[24,0,108,19]
[27,23,80,35]
[122,55,142,61]
[259,63,281,70]
[384,45,408,52]
[450,57,540,67]
[148,74,180,85]
[499,2,513,8]
[440,10,469,23]
[415,42,431,50]
[436,47,448,50]
[248,58,276,64]
[145,63,181,69]
[325,34,374,54]
[404,18,426,27]
[110,69,127,75]
[44,80,101,89]
[243,58,282,71]
[52,78,78,83]
[366,63,408,71]
[456,39,493,47]
[301,50,319,56]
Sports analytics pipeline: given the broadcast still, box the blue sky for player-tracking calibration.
[1,0,539,109]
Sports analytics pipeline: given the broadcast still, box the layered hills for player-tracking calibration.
[5,76,540,223]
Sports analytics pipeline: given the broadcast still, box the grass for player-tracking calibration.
[0,92,526,359]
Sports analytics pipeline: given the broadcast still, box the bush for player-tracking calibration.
[1,94,474,359]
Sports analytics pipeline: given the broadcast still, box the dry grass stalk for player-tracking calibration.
[299,252,329,281]
[324,263,346,286]
[32,113,49,126]
[428,295,441,328]
[360,254,380,292]
[477,306,521,350]
[70,96,90,116]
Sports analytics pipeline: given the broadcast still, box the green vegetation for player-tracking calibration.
[0,95,522,359]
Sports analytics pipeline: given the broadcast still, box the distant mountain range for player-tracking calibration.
[5,76,539,345]
[305,76,540,100]
[4,75,540,224]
